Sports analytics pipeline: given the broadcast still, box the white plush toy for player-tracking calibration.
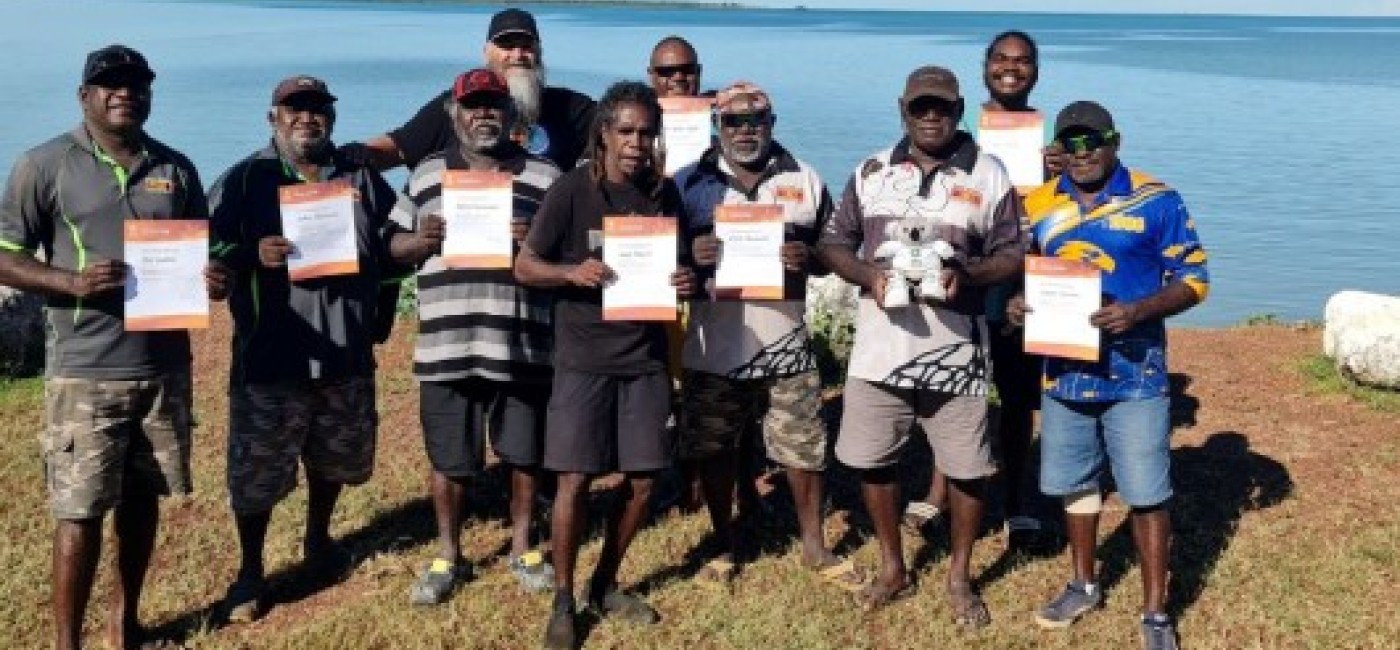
[872,217,956,309]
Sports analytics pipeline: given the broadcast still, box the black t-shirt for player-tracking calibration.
[525,165,687,375]
[390,86,596,172]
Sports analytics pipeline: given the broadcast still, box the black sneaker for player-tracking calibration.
[543,605,577,649]
[1141,613,1180,650]
[1034,581,1102,629]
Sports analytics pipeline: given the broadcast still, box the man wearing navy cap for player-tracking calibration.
[0,44,228,650]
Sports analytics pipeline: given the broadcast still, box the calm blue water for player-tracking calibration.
[2,0,1398,326]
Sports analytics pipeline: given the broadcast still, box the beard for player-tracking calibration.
[277,130,330,162]
[455,114,507,153]
[721,138,770,168]
[504,65,546,125]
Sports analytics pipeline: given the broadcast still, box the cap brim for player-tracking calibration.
[277,90,337,105]
[490,28,537,41]
[903,90,959,103]
[86,63,156,85]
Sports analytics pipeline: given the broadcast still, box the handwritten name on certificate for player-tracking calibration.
[442,170,513,269]
[602,216,678,322]
[713,204,784,300]
[660,96,714,177]
[979,111,1045,191]
[124,220,209,331]
[1023,256,1101,362]
[279,181,358,281]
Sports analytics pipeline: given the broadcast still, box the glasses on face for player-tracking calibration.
[281,99,333,116]
[1056,129,1118,154]
[718,111,771,129]
[89,71,152,93]
[651,63,699,78]
[904,96,957,119]
[459,96,507,112]
[492,33,537,51]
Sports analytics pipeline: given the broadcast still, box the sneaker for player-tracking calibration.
[543,604,577,649]
[408,558,472,606]
[589,588,660,625]
[223,576,266,624]
[509,550,556,594]
[1141,613,1180,650]
[1034,581,1102,629]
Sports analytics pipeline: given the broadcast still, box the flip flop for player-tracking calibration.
[855,576,918,612]
[948,585,992,628]
[803,557,871,594]
[697,557,737,589]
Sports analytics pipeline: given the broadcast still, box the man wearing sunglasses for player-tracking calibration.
[647,36,704,99]
[1009,101,1209,650]
[209,75,405,624]
[817,66,1024,623]
[0,45,229,650]
[673,82,862,592]
[348,8,595,172]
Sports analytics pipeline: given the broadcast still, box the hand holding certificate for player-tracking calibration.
[660,96,715,177]
[712,204,785,300]
[602,216,678,321]
[124,220,209,331]
[978,111,1046,192]
[441,170,513,269]
[1023,255,1101,361]
[279,181,358,281]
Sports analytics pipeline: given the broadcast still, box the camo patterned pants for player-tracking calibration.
[227,375,376,515]
[41,372,194,520]
[679,369,827,471]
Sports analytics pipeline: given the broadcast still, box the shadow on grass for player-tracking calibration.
[145,495,439,643]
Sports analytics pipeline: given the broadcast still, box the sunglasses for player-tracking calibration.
[718,111,772,129]
[904,95,958,119]
[459,95,508,111]
[1056,129,1118,154]
[492,33,538,50]
[651,63,699,78]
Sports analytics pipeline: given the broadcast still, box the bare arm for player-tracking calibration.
[1091,281,1200,335]
[355,135,406,172]
[0,251,122,299]
[514,245,611,289]
[386,214,444,267]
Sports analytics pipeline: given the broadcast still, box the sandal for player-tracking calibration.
[855,575,918,612]
[697,556,738,589]
[901,501,943,535]
[948,584,991,628]
[802,557,870,594]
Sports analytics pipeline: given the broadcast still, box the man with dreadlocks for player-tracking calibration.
[515,80,697,649]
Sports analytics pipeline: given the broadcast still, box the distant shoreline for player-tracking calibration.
[269,0,752,10]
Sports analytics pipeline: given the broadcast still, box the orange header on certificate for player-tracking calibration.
[660,96,715,114]
[979,110,1044,131]
[1027,255,1099,278]
[124,220,207,243]
[443,170,513,191]
[715,204,783,224]
[278,180,353,205]
[604,215,677,237]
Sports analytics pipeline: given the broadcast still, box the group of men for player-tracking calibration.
[0,8,1209,650]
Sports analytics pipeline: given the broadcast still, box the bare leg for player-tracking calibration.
[944,477,985,588]
[53,518,102,650]
[303,477,342,555]
[1131,505,1171,615]
[551,472,591,601]
[430,471,467,562]
[1066,512,1099,584]
[508,465,541,557]
[591,472,655,595]
[697,454,738,560]
[786,467,832,564]
[860,467,910,594]
[106,495,160,649]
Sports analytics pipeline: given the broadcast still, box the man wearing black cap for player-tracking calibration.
[349,8,595,172]
[0,44,229,650]
[1010,101,1209,650]
[817,66,1024,623]
[208,74,407,623]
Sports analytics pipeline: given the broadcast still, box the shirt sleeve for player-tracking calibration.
[523,173,574,261]
[818,174,864,252]
[388,91,451,170]
[208,163,259,271]
[0,152,51,255]
[1154,191,1210,301]
[363,168,411,277]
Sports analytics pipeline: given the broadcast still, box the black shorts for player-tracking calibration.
[990,324,1043,414]
[542,369,673,474]
[419,377,549,478]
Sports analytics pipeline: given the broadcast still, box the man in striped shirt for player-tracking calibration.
[388,69,563,604]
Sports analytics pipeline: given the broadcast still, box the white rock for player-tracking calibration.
[1324,290,1400,390]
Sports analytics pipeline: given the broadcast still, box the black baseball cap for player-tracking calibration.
[82,44,155,85]
[1054,100,1116,137]
[488,8,539,42]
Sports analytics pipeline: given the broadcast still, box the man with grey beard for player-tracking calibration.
[386,69,563,605]
[350,8,595,172]
[209,75,408,623]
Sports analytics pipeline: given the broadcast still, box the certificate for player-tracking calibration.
[979,110,1045,191]
[279,181,358,281]
[660,96,714,177]
[712,204,785,300]
[1023,255,1101,361]
[442,170,514,269]
[123,220,209,331]
[602,216,678,321]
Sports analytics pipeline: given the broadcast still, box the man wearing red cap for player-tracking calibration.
[386,68,564,605]
[0,45,229,650]
[209,74,406,623]
[350,8,595,173]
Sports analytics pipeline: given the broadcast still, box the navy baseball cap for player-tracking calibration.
[82,44,155,85]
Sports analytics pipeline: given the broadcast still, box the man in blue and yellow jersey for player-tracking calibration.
[1009,101,1208,650]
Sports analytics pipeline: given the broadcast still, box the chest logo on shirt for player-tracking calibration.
[1057,240,1117,273]
[142,178,174,194]
[775,186,804,203]
[1108,215,1145,233]
[513,124,551,156]
[949,185,982,207]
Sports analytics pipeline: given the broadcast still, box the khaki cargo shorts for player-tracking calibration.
[227,375,376,515]
[41,372,194,520]
[679,369,828,472]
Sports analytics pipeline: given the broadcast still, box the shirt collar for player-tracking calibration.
[889,131,978,174]
[693,140,800,187]
[1056,162,1132,207]
[444,141,530,174]
[258,139,342,182]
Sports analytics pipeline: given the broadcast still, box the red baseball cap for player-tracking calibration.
[453,68,509,102]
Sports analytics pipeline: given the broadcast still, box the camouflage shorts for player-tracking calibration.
[679,369,827,471]
[41,372,194,520]
[227,375,377,515]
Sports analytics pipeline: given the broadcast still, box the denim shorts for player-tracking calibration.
[1038,395,1172,508]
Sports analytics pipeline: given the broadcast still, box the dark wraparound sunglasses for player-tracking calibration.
[1056,129,1119,154]
[652,63,700,77]
[718,111,772,129]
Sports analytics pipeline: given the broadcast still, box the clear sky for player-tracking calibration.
[735,0,1400,17]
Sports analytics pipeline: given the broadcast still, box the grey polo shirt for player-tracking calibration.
[0,126,206,379]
